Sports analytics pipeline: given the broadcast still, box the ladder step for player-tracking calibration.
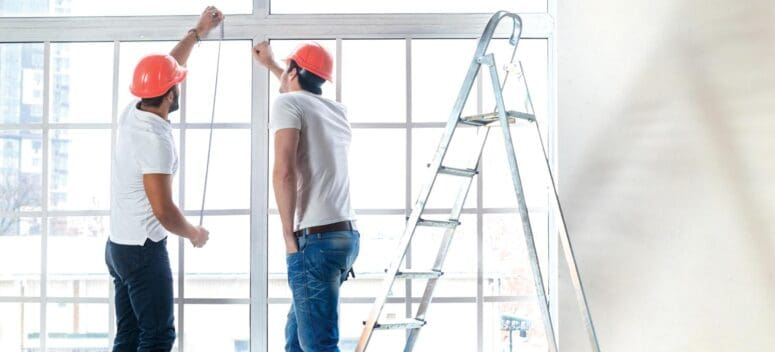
[417,218,460,229]
[370,318,427,330]
[394,269,443,279]
[459,110,535,126]
[438,166,478,178]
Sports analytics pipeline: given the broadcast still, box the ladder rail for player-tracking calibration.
[483,53,559,352]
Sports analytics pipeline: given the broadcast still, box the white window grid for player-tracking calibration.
[0,1,559,351]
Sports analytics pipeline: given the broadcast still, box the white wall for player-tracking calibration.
[556,0,775,351]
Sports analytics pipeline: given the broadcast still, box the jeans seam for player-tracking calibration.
[300,251,320,351]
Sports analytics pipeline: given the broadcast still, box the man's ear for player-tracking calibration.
[165,90,175,103]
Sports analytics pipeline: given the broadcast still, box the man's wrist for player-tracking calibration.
[188,28,202,42]
[186,224,199,239]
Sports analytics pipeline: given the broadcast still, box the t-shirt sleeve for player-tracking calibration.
[134,132,176,175]
[270,94,302,131]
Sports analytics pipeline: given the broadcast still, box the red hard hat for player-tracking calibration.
[129,54,188,98]
[286,42,333,82]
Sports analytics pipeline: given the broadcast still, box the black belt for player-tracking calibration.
[294,220,356,237]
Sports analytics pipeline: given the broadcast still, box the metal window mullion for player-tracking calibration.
[250,35,270,352]
[107,39,120,348]
[175,298,250,304]
[178,78,187,352]
[476,66,485,352]
[0,14,554,42]
[546,31,560,342]
[40,40,50,352]
[350,122,408,129]
[403,37,413,325]
[254,0,268,17]
[47,123,112,129]
[181,209,250,216]
[336,38,342,103]
[0,295,531,304]
[2,207,538,219]
[0,123,43,130]
[0,209,253,217]
[0,296,46,303]
[172,122,251,129]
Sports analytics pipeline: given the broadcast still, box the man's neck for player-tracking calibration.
[138,103,169,120]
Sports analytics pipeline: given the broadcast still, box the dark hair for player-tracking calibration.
[140,87,175,107]
[287,60,325,95]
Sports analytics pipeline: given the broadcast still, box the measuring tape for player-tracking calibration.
[198,17,224,227]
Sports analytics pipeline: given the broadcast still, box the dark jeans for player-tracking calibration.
[105,238,175,352]
[285,230,360,352]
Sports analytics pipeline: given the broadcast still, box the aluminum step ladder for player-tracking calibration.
[356,11,601,352]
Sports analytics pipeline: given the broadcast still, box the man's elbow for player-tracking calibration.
[273,167,296,184]
[151,204,177,225]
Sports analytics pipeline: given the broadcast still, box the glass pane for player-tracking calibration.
[47,217,110,298]
[410,214,476,297]
[482,39,549,136]
[341,40,406,123]
[272,0,546,14]
[0,130,43,211]
[412,303,477,351]
[184,304,249,352]
[184,129,251,211]
[484,300,550,352]
[269,40,337,102]
[412,127,478,209]
[267,215,290,298]
[411,39,478,123]
[268,303,289,352]
[0,217,41,297]
[46,303,109,351]
[341,215,407,298]
[339,303,407,351]
[171,128,182,205]
[1,1,252,17]
[50,43,114,123]
[0,303,40,351]
[482,124,549,209]
[0,43,44,124]
[49,129,111,210]
[350,128,405,209]
[185,215,249,298]
[185,41,252,123]
[483,213,549,296]
[169,237,181,299]
[118,41,177,117]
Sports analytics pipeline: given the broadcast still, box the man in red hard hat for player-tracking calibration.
[106,6,223,352]
[254,41,360,352]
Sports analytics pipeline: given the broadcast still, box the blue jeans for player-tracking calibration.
[285,230,360,352]
[105,238,176,352]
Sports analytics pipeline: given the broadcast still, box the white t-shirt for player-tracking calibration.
[110,100,178,245]
[270,90,356,230]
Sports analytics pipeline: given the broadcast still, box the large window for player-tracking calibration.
[0,1,557,351]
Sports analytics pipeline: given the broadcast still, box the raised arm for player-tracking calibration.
[170,6,224,66]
